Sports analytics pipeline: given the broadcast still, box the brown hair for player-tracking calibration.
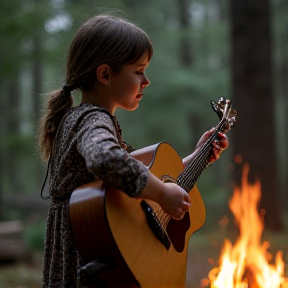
[38,14,153,162]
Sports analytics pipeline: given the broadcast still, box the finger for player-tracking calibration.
[209,154,217,163]
[212,141,222,150]
[183,191,191,203]
[178,210,186,220]
[213,139,227,152]
[213,147,222,158]
[172,211,184,220]
[218,141,228,149]
[217,133,229,149]
[209,147,220,162]
[182,201,190,212]
[217,132,227,139]
[218,138,229,149]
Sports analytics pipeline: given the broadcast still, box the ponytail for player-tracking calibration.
[38,86,73,162]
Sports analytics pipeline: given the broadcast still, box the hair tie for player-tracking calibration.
[63,84,74,95]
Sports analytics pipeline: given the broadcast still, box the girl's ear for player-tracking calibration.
[96,64,111,86]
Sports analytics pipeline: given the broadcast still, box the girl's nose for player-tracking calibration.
[141,76,150,88]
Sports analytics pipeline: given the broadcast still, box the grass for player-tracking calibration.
[0,255,42,288]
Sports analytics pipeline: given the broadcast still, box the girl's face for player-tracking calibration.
[107,51,150,113]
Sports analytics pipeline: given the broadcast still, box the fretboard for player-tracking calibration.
[176,118,227,193]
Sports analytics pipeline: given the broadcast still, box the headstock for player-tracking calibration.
[211,97,237,133]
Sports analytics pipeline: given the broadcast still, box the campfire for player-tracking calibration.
[203,165,288,288]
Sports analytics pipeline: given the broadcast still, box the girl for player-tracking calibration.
[38,14,228,288]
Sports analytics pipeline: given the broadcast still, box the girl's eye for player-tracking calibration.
[136,71,144,75]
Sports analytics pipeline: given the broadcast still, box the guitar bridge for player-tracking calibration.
[140,200,171,250]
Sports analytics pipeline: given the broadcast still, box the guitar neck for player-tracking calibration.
[176,118,227,193]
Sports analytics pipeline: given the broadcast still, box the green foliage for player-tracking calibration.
[0,264,42,288]
[0,1,286,286]
[23,221,46,251]
[0,0,287,222]
[0,1,49,78]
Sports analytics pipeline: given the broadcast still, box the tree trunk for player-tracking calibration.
[278,3,288,207]
[32,36,42,124]
[0,80,4,219]
[32,35,45,189]
[6,75,22,195]
[177,0,193,67]
[230,0,283,230]
[282,42,288,208]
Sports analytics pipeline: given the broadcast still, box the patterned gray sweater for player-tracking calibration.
[42,103,148,288]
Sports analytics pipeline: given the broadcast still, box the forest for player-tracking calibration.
[0,0,287,287]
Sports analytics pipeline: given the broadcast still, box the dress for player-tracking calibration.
[42,103,149,288]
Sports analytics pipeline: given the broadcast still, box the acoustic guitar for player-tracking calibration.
[69,97,237,288]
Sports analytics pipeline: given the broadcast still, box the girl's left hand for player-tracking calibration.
[195,128,229,163]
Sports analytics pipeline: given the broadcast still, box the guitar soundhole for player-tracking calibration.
[161,175,175,184]
[166,213,190,253]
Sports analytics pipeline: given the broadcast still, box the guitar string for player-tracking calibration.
[186,120,226,182]
[158,208,166,222]
[179,132,220,191]
[153,119,227,230]
[184,137,221,188]
[179,119,224,182]
[155,123,221,228]
[178,119,226,192]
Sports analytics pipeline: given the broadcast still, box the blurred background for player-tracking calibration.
[0,0,287,287]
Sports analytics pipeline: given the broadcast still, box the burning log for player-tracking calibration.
[243,266,259,288]
[208,266,288,288]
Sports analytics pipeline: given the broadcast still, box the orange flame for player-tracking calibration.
[207,165,288,288]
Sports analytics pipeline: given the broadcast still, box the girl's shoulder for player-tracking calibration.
[74,103,115,123]
[72,103,109,114]
[68,103,119,134]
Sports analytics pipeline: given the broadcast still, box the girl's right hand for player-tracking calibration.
[138,172,190,220]
[159,182,190,220]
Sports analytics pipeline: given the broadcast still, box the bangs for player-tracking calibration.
[125,30,153,64]
[111,19,153,67]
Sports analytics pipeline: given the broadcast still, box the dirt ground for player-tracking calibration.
[0,225,287,288]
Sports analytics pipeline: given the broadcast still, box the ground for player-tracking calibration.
[0,228,287,288]
[0,213,287,288]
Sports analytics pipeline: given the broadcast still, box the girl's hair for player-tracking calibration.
[38,14,153,162]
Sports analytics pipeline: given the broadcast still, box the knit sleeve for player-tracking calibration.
[76,110,148,197]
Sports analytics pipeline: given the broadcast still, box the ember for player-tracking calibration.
[204,165,288,288]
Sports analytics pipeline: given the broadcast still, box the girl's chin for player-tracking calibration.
[121,102,139,111]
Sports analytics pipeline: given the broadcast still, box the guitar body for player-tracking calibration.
[69,142,206,288]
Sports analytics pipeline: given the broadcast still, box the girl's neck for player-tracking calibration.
[81,89,116,115]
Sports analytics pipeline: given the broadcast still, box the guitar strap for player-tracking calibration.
[40,109,72,200]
